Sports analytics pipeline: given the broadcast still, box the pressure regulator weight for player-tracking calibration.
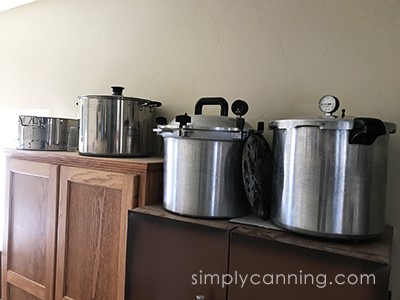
[318,95,340,116]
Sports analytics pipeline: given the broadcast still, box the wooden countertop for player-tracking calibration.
[233,223,393,265]
[132,204,393,265]
[132,204,238,231]
[2,149,163,172]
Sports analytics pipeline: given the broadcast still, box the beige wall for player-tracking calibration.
[1,0,400,297]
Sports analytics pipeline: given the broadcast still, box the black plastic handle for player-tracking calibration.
[194,97,229,116]
[349,118,386,145]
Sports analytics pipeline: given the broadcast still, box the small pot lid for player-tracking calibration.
[242,133,273,220]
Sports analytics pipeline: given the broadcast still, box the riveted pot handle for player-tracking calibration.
[19,116,40,126]
[194,97,229,116]
[19,116,27,126]
[349,118,386,145]
[141,100,162,108]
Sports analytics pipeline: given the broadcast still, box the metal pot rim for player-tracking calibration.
[269,117,396,133]
[19,115,79,122]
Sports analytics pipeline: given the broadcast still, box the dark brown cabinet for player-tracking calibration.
[125,210,236,300]
[228,227,391,300]
[126,205,392,300]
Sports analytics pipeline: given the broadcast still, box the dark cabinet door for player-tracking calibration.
[125,211,231,300]
[228,229,390,300]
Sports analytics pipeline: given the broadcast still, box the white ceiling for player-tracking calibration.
[0,0,37,12]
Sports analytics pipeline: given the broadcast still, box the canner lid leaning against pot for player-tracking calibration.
[155,97,253,141]
[269,95,396,144]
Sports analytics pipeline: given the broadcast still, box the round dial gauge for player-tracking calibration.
[318,95,340,114]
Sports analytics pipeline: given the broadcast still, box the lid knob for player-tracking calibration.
[155,117,167,125]
[111,86,124,95]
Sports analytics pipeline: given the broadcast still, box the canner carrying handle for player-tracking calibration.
[349,118,387,145]
[194,97,229,116]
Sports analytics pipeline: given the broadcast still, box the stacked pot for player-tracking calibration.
[18,116,79,151]
[17,86,162,157]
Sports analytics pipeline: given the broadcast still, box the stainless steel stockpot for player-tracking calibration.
[269,101,396,239]
[78,86,162,157]
[155,97,252,219]
[18,116,79,151]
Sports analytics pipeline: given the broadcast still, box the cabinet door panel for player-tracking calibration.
[9,172,48,283]
[125,212,230,300]
[9,285,41,300]
[2,159,59,300]
[55,167,137,300]
[228,232,390,300]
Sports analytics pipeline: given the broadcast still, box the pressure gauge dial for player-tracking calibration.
[318,95,340,115]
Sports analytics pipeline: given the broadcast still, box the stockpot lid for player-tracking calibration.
[78,86,162,108]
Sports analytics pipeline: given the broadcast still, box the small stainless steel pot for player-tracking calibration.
[18,116,79,151]
[78,86,162,157]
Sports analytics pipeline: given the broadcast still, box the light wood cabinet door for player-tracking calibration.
[55,166,138,300]
[2,159,59,300]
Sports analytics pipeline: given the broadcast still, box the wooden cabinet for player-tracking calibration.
[126,205,393,300]
[227,226,392,300]
[125,210,236,300]
[2,150,163,300]
[55,167,138,300]
[2,160,58,300]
